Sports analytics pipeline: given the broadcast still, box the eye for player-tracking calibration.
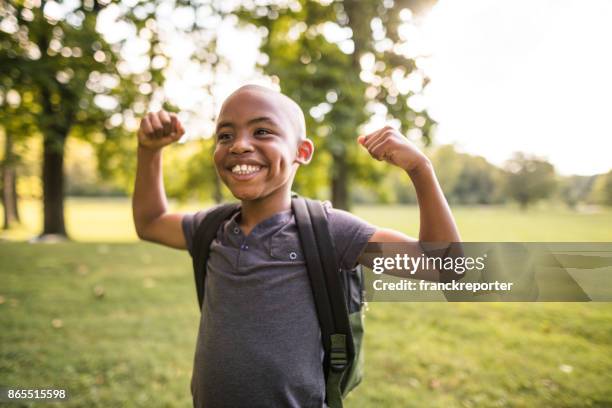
[217,133,232,142]
[254,128,272,136]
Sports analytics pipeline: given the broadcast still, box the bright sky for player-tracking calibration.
[416,0,612,175]
[92,0,612,176]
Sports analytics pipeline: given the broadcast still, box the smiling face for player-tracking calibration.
[213,86,313,202]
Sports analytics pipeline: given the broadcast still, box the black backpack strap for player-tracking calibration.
[292,197,335,372]
[306,199,354,407]
[192,203,240,312]
[306,199,353,346]
[292,196,353,408]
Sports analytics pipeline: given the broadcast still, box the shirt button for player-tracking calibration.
[233,227,240,234]
[289,251,297,260]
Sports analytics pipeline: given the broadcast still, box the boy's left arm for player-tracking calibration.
[356,126,461,280]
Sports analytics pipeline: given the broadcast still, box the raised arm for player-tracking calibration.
[356,126,462,281]
[370,156,460,244]
[132,110,187,249]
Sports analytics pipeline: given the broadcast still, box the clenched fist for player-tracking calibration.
[138,110,185,150]
[358,126,430,174]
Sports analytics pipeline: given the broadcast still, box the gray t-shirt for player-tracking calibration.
[182,203,376,408]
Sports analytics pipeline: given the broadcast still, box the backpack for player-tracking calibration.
[190,196,366,408]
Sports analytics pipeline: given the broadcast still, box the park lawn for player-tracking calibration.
[2,198,612,242]
[1,199,612,407]
[1,242,198,407]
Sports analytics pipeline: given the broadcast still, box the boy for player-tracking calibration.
[132,85,460,407]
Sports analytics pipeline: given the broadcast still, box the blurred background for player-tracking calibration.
[1,0,611,407]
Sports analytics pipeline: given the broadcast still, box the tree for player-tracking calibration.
[1,78,43,229]
[559,175,596,209]
[589,170,612,207]
[0,0,175,238]
[503,152,557,210]
[429,145,503,205]
[2,1,112,236]
[453,155,501,205]
[0,117,28,229]
[430,145,463,201]
[237,0,437,209]
[1,131,20,229]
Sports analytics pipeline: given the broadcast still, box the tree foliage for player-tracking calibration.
[236,0,437,209]
[559,175,597,209]
[0,1,142,235]
[430,145,503,205]
[0,0,220,235]
[503,152,557,210]
[589,170,612,207]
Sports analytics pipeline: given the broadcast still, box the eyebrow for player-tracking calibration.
[216,116,279,133]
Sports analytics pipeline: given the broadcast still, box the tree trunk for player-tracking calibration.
[12,168,19,222]
[210,142,222,204]
[213,173,223,204]
[2,133,19,229]
[41,130,68,237]
[331,155,349,210]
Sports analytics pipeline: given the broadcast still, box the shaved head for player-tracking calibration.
[221,84,307,143]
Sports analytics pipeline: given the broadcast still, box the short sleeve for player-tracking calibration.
[181,206,220,257]
[324,203,377,270]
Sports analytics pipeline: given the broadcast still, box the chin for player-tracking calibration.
[228,187,263,202]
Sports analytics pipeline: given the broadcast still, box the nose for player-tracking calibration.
[229,132,254,155]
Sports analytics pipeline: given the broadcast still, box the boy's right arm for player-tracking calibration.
[132,110,187,249]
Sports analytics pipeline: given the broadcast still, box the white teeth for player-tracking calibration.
[231,164,262,175]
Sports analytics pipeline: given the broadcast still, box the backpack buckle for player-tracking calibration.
[330,333,348,372]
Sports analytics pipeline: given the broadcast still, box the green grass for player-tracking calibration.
[4,198,612,242]
[356,204,612,241]
[1,199,612,407]
[1,243,197,407]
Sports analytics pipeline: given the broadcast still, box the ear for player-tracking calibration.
[295,138,314,165]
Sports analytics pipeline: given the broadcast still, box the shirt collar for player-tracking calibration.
[226,208,293,240]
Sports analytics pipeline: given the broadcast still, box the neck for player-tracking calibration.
[239,188,292,235]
